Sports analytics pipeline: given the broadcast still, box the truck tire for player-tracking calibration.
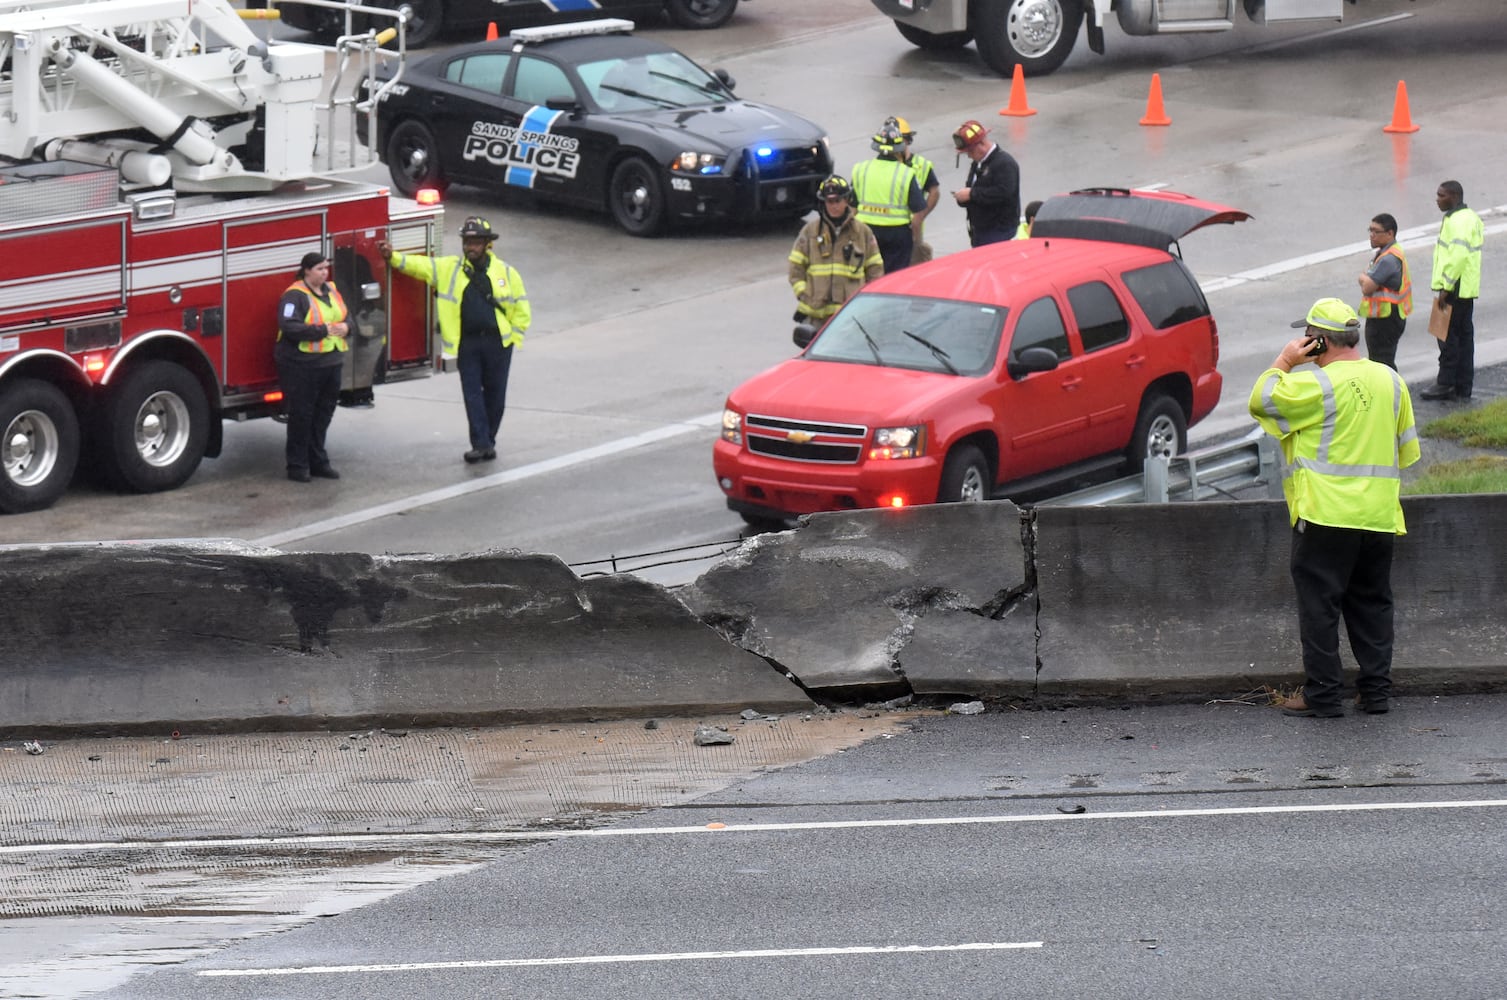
[664,0,738,30]
[937,444,991,503]
[1126,394,1186,472]
[608,156,667,237]
[386,119,447,197]
[0,378,80,514]
[975,0,1083,78]
[895,21,973,50]
[97,361,210,494]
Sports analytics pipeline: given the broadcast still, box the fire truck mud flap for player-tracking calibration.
[96,361,210,494]
[0,378,81,514]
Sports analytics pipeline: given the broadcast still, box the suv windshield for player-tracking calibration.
[578,52,726,111]
[804,294,1007,376]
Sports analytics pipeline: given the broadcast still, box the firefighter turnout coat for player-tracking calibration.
[788,211,884,321]
[387,250,530,358]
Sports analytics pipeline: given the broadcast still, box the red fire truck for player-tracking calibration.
[0,0,442,514]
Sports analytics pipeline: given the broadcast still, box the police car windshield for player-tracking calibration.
[805,294,1007,377]
[579,52,724,111]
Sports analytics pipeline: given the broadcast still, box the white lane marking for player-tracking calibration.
[8,796,1506,856]
[252,411,724,547]
[1200,208,1507,295]
[198,941,1044,978]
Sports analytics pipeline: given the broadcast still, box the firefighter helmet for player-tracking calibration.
[459,216,498,241]
[817,175,855,207]
[952,119,989,151]
[871,120,905,154]
[888,116,916,142]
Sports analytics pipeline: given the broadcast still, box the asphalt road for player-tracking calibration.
[4,0,1505,589]
[71,693,1507,1000]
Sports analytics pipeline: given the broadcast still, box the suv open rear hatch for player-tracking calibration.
[1031,187,1251,249]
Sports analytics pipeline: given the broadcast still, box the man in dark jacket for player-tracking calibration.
[950,119,1020,248]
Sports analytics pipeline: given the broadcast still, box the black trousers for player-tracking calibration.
[1290,521,1396,711]
[1364,313,1405,370]
[277,359,342,473]
[1436,294,1475,396]
[870,224,913,275]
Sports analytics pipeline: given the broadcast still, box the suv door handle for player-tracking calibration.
[1124,354,1147,368]
[1059,375,1083,390]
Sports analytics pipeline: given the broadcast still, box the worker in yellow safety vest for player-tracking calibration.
[1248,297,1420,719]
[275,250,350,482]
[851,119,927,275]
[1421,179,1485,400]
[1356,212,1412,370]
[888,116,939,265]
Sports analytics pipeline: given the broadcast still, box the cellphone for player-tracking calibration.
[1305,335,1327,357]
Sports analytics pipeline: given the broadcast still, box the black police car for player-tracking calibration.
[362,20,833,236]
[281,0,740,48]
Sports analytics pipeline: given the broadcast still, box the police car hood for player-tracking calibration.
[730,357,963,426]
[1031,188,1250,249]
[620,101,822,151]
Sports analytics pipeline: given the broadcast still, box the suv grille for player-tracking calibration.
[745,414,867,464]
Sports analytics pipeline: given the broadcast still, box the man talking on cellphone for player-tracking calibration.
[1248,298,1420,719]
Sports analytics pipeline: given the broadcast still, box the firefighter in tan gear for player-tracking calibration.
[788,176,883,328]
[1248,298,1420,719]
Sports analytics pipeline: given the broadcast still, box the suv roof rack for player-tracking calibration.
[508,18,635,44]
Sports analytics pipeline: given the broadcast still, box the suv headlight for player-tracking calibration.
[720,407,743,445]
[672,152,725,175]
[870,425,925,460]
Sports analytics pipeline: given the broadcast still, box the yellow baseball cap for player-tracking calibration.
[1291,297,1360,332]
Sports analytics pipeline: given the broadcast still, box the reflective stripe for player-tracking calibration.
[1361,243,1412,318]
[1291,456,1401,480]
[1256,371,1291,434]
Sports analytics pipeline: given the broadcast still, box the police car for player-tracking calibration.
[362,19,832,235]
[281,0,740,49]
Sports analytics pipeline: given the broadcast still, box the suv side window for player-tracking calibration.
[1009,296,1071,361]
[511,56,575,106]
[1121,259,1210,330]
[445,54,512,95]
[1066,281,1130,353]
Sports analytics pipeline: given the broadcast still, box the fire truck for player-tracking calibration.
[0,0,442,514]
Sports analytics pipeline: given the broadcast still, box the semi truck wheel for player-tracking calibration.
[98,361,210,494]
[0,379,80,514]
[975,0,1083,77]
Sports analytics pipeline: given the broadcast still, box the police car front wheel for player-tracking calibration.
[609,157,667,237]
[386,120,446,198]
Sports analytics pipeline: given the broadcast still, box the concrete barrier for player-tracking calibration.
[4,495,1504,736]
[0,542,812,737]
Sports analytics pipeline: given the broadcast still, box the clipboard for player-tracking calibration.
[1428,297,1452,342]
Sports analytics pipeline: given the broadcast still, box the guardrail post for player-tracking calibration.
[1144,455,1170,503]
[1257,435,1285,499]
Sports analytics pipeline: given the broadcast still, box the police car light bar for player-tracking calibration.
[509,18,635,44]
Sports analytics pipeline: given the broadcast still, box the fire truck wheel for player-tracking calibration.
[938,444,992,504]
[665,0,738,30]
[0,378,80,515]
[974,0,1083,78]
[1125,393,1187,472]
[98,361,210,494]
[386,120,446,198]
[608,156,666,237]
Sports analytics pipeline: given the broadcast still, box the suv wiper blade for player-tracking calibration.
[903,329,959,375]
[852,316,883,366]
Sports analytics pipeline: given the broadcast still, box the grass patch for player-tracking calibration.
[1420,398,1507,448]
[1403,455,1507,495]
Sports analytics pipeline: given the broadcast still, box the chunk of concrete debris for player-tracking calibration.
[948,701,985,716]
[23,741,44,755]
[694,726,736,746]
[740,709,761,720]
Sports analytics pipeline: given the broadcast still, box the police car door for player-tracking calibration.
[497,53,602,206]
[435,51,516,189]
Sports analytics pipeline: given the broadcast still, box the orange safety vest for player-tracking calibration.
[278,280,349,354]
[1361,243,1412,319]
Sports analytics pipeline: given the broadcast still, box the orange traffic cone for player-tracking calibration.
[1139,73,1171,126]
[1382,79,1420,134]
[485,20,498,41]
[999,64,1038,117]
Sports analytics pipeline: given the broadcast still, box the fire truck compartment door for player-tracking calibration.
[0,217,126,331]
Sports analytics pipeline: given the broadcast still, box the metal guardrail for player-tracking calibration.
[1042,427,1284,506]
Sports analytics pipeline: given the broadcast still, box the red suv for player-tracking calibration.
[714,188,1248,524]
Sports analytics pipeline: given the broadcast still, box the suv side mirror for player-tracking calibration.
[1006,345,1060,379]
[792,322,819,349]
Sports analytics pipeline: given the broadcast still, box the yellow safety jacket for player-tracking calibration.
[1432,205,1483,299]
[1361,242,1412,319]
[388,250,530,359]
[278,281,349,355]
[1248,359,1420,533]
[852,157,917,229]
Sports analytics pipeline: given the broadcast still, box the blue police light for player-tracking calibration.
[755,146,773,159]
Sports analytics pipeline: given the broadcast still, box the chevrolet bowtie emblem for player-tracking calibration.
[787,430,814,444]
